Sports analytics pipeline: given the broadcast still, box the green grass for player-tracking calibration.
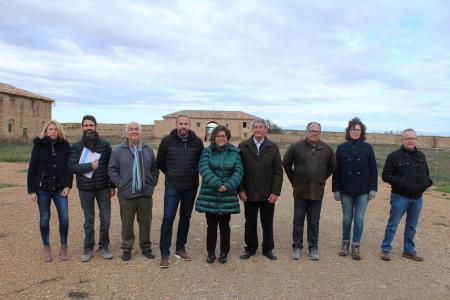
[0,143,33,162]
[0,183,18,189]
[434,182,450,194]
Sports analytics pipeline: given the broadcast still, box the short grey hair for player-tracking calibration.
[306,122,321,131]
[176,114,190,124]
[125,121,142,134]
[401,128,416,137]
[252,118,267,129]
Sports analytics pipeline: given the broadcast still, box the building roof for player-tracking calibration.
[0,83,54,102]
[163,110,258,120]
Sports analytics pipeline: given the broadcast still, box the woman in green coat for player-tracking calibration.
[195,125,243,264]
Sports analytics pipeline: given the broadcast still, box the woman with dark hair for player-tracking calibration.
[195,125,243,264]
[332,117,377,260]
[27,120,73,262]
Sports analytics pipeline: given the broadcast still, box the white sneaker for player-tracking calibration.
[292,247,302,260]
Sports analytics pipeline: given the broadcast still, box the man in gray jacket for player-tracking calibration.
[283,122,336,261]
[108,122,159,261]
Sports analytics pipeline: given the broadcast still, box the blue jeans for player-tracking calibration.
[78,189,111,251]
[37,190,69,246]
[381,193,422,253]
[160,187,197,257]
[340,193,369,244]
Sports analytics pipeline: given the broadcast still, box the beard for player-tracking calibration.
[82,130,99,151]
[177,128,188,139]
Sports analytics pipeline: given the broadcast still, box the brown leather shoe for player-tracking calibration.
[160,257,170,268]
[43,245,53,262]
[402,251,424,261]
[380,251,391,261]
[175,250,192,261]
[59,244,69,261]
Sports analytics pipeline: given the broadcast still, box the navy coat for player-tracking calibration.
[332,140,377,195]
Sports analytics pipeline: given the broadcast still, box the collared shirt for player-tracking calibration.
[253,136,265,154]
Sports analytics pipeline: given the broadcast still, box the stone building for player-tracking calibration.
[154,110,258,141]
[0,83,54,142]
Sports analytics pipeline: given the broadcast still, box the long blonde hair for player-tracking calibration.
[39,120,67,140]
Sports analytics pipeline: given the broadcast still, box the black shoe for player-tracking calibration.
[262,250,277,260]
[218,252,228,264]
[240,250,256,260]
[121,251,131,261]
[207,252,216,264]
[142,249,155,259]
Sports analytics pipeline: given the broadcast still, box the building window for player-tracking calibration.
[243,133,248,138]
[197,122,201,128]
[225,123,228,128]
[8,119,15,133]
[243,122,247,128]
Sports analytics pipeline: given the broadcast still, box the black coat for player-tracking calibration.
[67,137,114,191]
[157,129,204,189]
[238,137,283,202]
[27,137,72,193]
[382,146,433,198]
[332,140,378,195]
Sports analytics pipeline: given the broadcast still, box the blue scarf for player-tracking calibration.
[129,139,145,193]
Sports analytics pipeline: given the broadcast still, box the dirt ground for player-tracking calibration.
[0,162,449,300]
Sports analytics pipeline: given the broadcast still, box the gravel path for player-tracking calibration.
[0,162,449,299]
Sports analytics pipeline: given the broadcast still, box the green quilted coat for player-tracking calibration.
[195,143,243,215]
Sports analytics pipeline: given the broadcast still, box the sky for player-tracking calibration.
[1,0,449,135]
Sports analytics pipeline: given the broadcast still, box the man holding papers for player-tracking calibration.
[68,115,115,262]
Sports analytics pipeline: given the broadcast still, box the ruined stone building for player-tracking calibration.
[153,110,258,141]
[0,83,53,142]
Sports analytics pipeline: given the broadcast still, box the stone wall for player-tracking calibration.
[62,123,155,141]
[0,93,52,142]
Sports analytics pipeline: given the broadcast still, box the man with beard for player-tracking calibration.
[157,114,204,268]
[68,115,115,262]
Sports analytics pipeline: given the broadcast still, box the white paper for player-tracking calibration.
[79,147,101,178]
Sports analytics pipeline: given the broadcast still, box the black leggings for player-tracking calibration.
[205,213,231,253]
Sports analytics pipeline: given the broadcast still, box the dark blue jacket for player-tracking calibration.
[332,140,377,195]
[27,137,73,193]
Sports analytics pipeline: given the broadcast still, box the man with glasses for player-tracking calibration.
[380,128,433,261]
[68,115,115,262]
[283,122,336,260]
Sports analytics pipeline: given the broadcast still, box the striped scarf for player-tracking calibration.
[129,139,145,193]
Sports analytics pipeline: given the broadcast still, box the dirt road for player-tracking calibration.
[0,162,449,299]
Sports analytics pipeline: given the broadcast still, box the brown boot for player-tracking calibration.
[402,251,424,261]
[351,244,361,260]
[339,240,350,256]
[59,244,69,261]
[43,245,53,262]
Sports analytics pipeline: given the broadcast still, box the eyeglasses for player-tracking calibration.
[215,135,227,139]
[308,130,321,134]
[403,138,417,141]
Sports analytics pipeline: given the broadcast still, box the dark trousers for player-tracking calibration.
[244,201,275,253]
[292,198,323,250]
[119,196,153,252]
[205,213,231,253]
[78,188,111,251]
[37,190,69,246]
[159,187,197,257]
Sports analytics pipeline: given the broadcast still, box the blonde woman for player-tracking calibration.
[27,120,73,262]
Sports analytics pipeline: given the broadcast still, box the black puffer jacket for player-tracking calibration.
[27,137,72,193]
[382,146,433,198]
[67,137,114,191]
[157,129,204,189]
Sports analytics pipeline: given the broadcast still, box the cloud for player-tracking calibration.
[0,0,449,135]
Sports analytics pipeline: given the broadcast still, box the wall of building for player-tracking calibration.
[61,123,155,141]
[0,93,52,142]
[154,117,253,141]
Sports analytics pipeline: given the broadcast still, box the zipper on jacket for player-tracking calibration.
[39,171,46,187]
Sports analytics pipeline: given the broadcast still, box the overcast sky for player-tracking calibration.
[1,0,449,135]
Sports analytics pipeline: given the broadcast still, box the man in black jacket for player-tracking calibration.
[238,118,283,260]
[68,115,115,262]
[380,128,433,262]
[157,114,204,268]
